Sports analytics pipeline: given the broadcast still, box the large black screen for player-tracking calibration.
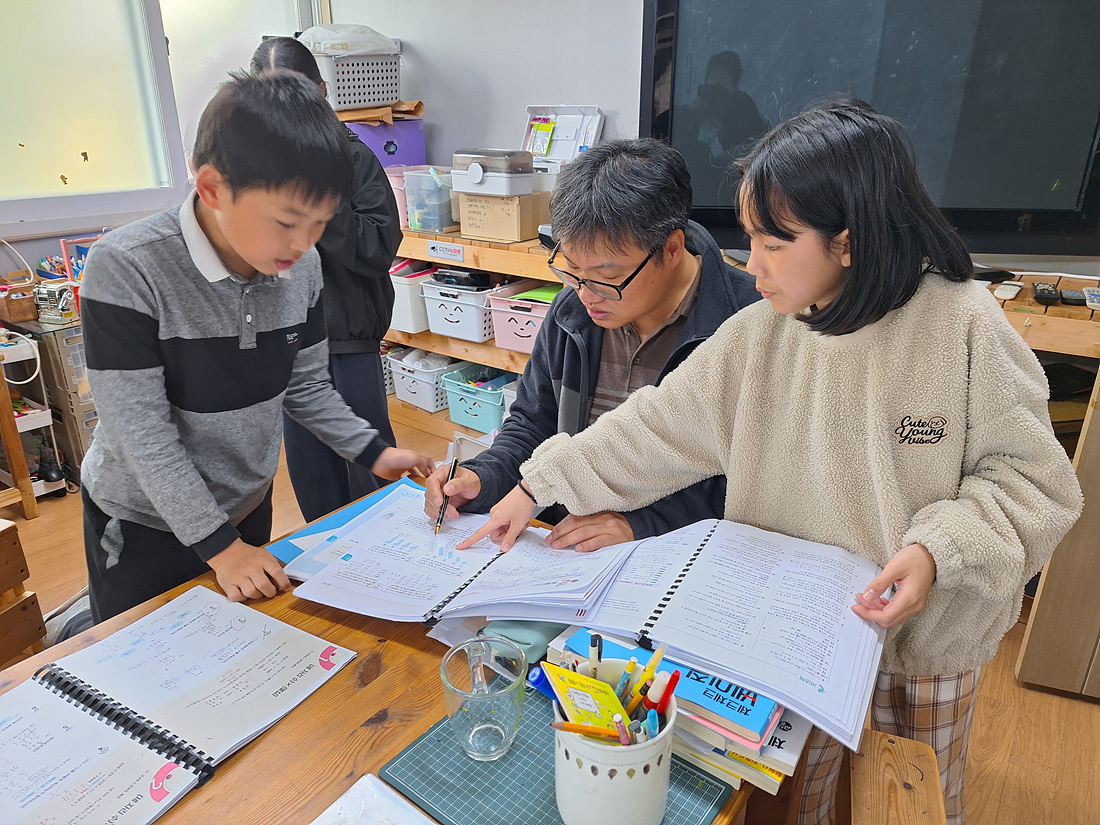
[646,0,1100,253]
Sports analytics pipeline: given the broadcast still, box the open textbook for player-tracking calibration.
[289,484,884,749]
[0,586,353,825]
[566,518,885,751]
[291,481,638,623]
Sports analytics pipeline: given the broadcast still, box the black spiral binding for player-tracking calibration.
[636,520,720,650]
[33,663,217,784]
[422,551,505,626]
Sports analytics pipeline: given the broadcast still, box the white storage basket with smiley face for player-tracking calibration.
[420,279,538,342]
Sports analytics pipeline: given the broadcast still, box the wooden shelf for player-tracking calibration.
[398,234,555,283]
[385,329,530,373]
[386,396,486,441]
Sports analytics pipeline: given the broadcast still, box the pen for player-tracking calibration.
[614,657,638,704]
[550,721,621,740]
[656,669,680,717]
[646,708,660,739]
[628,718,643,744]
[588,633,602,681]
[612,713,631,746]
[434,458,459,535]
[625,678,652,717]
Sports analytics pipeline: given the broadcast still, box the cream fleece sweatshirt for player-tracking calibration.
[522,276,1083,675]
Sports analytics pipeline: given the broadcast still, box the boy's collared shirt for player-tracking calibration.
[179,191,292,285]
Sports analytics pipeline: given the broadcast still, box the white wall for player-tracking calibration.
[330,0,644,164]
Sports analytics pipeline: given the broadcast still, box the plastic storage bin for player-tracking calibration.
[421,279,539,343]
[404,166,459,233]
[451,149,534,196]
[488,284,562,353]
[442,364,515,434]
[313,53,400,111]
[501,380,519,420]
[389,260,437,333]
[388,351,464,412]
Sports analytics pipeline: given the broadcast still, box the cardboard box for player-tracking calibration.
[0,272,39,323]
[458,191,551,243]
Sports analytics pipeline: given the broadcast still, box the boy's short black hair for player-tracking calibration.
[735,98,972,336]
[191,70,351,204]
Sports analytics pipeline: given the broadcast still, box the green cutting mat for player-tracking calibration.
[379,689,733,825]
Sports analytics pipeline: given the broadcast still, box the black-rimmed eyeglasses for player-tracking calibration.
[546,240,663,301]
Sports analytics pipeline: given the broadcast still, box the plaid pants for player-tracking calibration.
[798,667,982,825]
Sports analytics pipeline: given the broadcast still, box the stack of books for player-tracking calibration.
[549,626,811,794]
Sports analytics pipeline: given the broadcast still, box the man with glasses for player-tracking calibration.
[424,138,760,551]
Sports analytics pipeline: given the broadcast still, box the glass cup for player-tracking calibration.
[440,636,527,761]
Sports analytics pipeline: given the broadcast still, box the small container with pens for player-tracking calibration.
[532,641,679,825]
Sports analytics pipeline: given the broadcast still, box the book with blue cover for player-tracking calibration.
[565,628,783,743]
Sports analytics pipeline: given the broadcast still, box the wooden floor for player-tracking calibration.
[4,422,1098,825]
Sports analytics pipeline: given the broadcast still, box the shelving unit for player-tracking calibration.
[386,231,549,435]
[0,340,65,500]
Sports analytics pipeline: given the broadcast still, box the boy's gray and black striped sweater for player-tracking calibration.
[80,205,386,561]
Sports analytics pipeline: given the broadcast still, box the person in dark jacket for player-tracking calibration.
[424,138,761,551]
[251,38,404,522]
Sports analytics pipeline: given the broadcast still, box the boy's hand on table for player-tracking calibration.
[371,447,435,481]
[548,512,633,553]
[457,484,536,552]
[851,542,937,629]
[423,464,482,519]
[208,539,292,602]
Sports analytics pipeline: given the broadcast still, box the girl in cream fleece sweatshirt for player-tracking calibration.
[459,101,1082,824]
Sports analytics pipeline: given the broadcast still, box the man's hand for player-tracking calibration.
[456,484,536,552]
[207,539,292,602]
[423,465,483,519]
[371,447,435,481]
[548,512,633,553]
[851,542,937,629]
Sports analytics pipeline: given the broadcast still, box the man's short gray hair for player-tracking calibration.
[550,138,693,265]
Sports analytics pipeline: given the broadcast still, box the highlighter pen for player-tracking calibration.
[614,657,638,704]
[656,669,680,717]
[612,713,631,746]
[550,721,621,740]
[636,641,669,690]
[526,666,558,702]
[434,458,459,535]
[643,671,670,713]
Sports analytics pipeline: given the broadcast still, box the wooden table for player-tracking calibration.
[0,574,753,825]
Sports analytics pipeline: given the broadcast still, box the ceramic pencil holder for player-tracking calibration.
[553,658,676,825]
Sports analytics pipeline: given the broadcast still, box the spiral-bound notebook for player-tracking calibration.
[0,586,354,825]
[292,482,637,624]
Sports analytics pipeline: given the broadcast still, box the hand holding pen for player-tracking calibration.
[434,458,459,535]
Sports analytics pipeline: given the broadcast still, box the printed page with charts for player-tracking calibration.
[0,585,353,824]
[532,519,886,750]
[291,484,637,623]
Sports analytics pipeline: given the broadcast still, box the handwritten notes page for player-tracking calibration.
[1,680,199,825]
[53,586,355,763]
[292,488,637,623]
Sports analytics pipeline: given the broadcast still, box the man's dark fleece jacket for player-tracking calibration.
[463,221,761,539]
